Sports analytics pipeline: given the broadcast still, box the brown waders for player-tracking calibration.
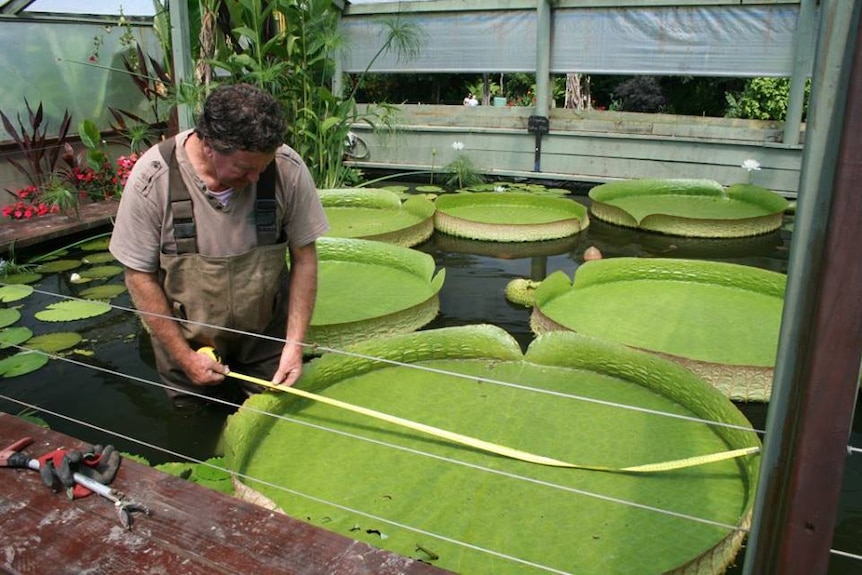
[153,244,289,400]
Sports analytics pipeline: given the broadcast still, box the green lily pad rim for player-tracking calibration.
[588,178,789,235]
[534,257,787,302]
[435,191,589,219]
[314,236,444,287]
[226,325,759,574]
[532,258,786,401]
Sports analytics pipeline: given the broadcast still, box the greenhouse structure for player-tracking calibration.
[0,1,859,574]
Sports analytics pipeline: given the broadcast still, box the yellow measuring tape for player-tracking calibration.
[198,347,759,473]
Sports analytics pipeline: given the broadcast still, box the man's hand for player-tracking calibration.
[183,347,228,386]
[272,343,303,387]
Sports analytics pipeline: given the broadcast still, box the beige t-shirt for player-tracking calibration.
[110,130,329,273]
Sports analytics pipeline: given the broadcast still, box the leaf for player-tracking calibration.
[0,327,32,349]
[0,284,34,303]
[34,259,82,273]
[1,272,42,285]
[35,300,111,322]
[0,308,21,328]
[80,265,123,280]
[79,238,111,251]
[79,119,101,150]
[194,457,232,482]
[79,284,127,301]
[26,332,82,353]
[0,351,49,378]
[81,252,117,264]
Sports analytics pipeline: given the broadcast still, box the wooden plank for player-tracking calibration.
[0,200,118,256]
[0,413,451,575]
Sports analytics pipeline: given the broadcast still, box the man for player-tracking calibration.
[110,83,329,403]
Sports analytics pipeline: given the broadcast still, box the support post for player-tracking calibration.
[168,0,194,130]
[530,0,552,173]
[743,1,862,573]
[783,0,818,146]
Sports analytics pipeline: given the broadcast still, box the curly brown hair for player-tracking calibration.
[195,83,286,154]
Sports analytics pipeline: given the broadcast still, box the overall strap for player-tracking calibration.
[254,160,279,245]
[157,137,281,254]
[158,138,197,254]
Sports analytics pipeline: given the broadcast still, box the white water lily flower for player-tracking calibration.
[494,186,506,192]
[742,159,761,172]
[451,141,465,151]
[70,273,82,283]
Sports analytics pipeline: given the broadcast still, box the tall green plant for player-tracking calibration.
[208,0,421,188]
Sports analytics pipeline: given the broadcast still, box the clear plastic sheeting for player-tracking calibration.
[551,5,801,76]
[0,20,161,137]
[339,9,536,74]
[21,0,156,16]
[339,3,801,77]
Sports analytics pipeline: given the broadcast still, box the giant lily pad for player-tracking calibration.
[0,284,34,303]
[35,300,111,322]
[588,179,789,238]
[531,258,786,401]
[319,188,435,247]
[0,350,49,377]
[434,192,589,242]
[431,230,580,259]
[307,237,445,351]
[225,325,759,575]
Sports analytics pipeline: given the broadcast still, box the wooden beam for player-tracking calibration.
[0,413,451,575]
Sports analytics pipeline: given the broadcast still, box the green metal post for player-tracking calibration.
[742,1,862,573]
[168,0,194,130]
[534,0,551,114]
[783,0,818,146]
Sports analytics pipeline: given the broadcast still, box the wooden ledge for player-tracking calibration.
[0,413,451,575]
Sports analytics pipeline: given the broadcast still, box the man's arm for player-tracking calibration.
[272,241,319,386]
[124,268,226,386]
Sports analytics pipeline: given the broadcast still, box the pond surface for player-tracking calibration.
[0,190,859,574]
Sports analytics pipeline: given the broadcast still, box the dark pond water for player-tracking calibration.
[0,189,859,574]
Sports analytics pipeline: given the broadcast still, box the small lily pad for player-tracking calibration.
[415,185,443,193]
[0,284,34,303]
[80,265,123,280]
[1,272,42,285]
[34,259,82,273]
[80,238,111,251]
[26,332,83,353]
[79,284,127,300]
[0,351,49,378]
[0,308,21,328]
[82,252,117,264]
[382,185,408,194]
[35,300,111,322]
[0,326,33,349]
